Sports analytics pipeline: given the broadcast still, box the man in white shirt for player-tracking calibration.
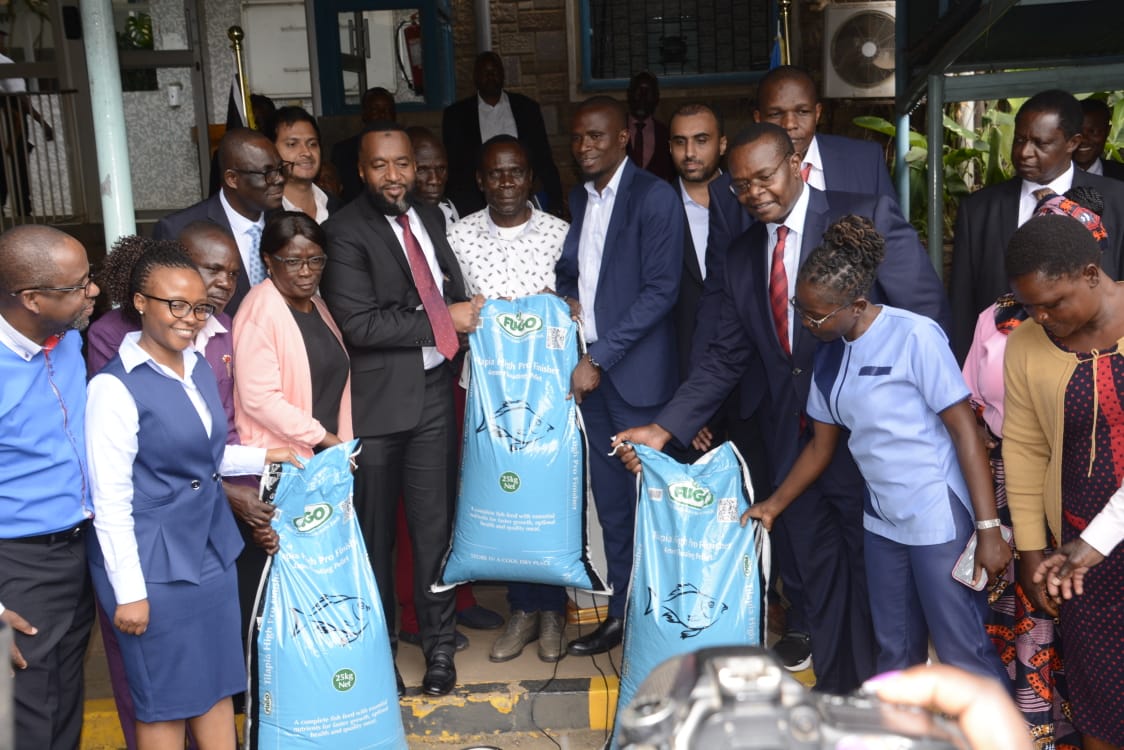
[442,52,563,216]
[1075,97,1124,182]
[950,89,1124,360]
[153,129,288,316]
[668,103,726,381]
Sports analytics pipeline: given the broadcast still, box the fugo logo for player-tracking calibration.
[332,668,356,692]
[742,554,751,576]
[293,502,333,532]
[496,312,543,339]
[668,481,714,509]
[262,691,273,715]
[499,471,521,493]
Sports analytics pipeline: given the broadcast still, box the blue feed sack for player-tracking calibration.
[247,441,406,750]
[612,442,770,748]
[435,294,608,594]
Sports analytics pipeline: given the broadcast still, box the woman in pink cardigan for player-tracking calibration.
[233,211,353,458]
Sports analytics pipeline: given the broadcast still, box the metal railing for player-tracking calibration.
[0,89,86,230]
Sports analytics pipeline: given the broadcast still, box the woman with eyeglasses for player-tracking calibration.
[85,244,300,750]
[233,210,352,460]
[742,215,1011,684]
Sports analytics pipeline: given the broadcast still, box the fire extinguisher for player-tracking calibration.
[397,14,424,95]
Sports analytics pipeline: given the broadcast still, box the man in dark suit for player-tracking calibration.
[696,65,900,672]
[330,86,396,205]
[668,102,726,382]
[442,52,563,217]
[320,121,483,697]
[555,96,684,656]
[950,89,1124,360]
[1076,97,1124,182]
[153,128,287,316]
[626,71,673,182]
[614,123,948,694]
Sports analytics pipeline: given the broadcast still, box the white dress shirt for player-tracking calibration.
[765,183,812,351]
[1084,157,1105,177]
[86,333,266,605]
[219,189,265,279]
[679,176,714,277]
[386,208,446,370]
[282,183,330,224]
[478,91,519,144]
[1018,162,1075,227]
[577,158,628,343]
[0,308,46,361]
[801,136,826,191]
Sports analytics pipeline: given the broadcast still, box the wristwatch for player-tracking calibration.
[585,352,602,370]
[975,518,1002,530]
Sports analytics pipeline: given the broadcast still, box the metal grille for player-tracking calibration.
[588,0,772,80]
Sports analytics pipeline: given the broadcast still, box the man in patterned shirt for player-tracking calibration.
[447,134,572,663]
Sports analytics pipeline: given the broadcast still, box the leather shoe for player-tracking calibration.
[422,652,456,696]
[395,667,405,697]
[489,610,539,662]
[566,616,623,656]
[538,610,566,663]
[457,604,505,630]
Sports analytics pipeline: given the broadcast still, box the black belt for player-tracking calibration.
[7,520,88,545]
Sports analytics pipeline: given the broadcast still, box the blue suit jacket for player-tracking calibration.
[658,187,950,477]
[555,159,684,408]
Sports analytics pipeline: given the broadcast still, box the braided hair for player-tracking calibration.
[102,237,192,324]
[796,215,886,304]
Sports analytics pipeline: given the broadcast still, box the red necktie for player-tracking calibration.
[801,162,812,183]
[769,225,791,356]
[395,214,459,361]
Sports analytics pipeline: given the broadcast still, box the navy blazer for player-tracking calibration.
[949,168,1124,360]
[659,186,949,470]
[555,160,684,409]
[153,193,252,317]
[442,91,563,217]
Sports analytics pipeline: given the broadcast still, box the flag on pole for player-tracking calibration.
[225,51,251,130]
[769,16,784,69]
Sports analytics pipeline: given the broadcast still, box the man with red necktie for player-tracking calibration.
[619,123,946,695]
[320,121,484,698]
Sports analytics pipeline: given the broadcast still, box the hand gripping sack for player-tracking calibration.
[435,294,608,593]
[612,442,770,747]
[247,441,406,750]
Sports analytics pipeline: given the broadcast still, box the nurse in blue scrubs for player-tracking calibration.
[743,215,1011,682]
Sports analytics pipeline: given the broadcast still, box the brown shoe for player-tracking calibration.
[489,610,539,662]
[537,610,565,663]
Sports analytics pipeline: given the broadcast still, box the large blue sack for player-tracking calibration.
[612,442,769,747]
[435,295,608,593]
[247,441,406,750]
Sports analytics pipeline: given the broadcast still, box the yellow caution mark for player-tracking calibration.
[587,674,619,730]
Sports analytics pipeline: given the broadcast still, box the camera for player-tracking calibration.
[615,647,967,750]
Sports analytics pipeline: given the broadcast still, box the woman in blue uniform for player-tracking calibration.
[744,215,1011,682]
[86,244,298,749]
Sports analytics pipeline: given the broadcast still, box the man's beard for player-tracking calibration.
[680,161,720,184]
[368,185,409,216]
[69,311,92,331]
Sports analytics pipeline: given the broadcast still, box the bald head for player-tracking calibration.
[0,225,75,293]
[218,128,274,172]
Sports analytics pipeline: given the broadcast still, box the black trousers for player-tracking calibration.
[354,366,457,661]
[0,529,94,750]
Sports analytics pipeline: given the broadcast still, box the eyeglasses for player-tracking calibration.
[229,161,293,183]
[271,254,328,272]
[790,296,853,328]
[10,277,96,297]
[139,293,216,321]
[729,151,795,196]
